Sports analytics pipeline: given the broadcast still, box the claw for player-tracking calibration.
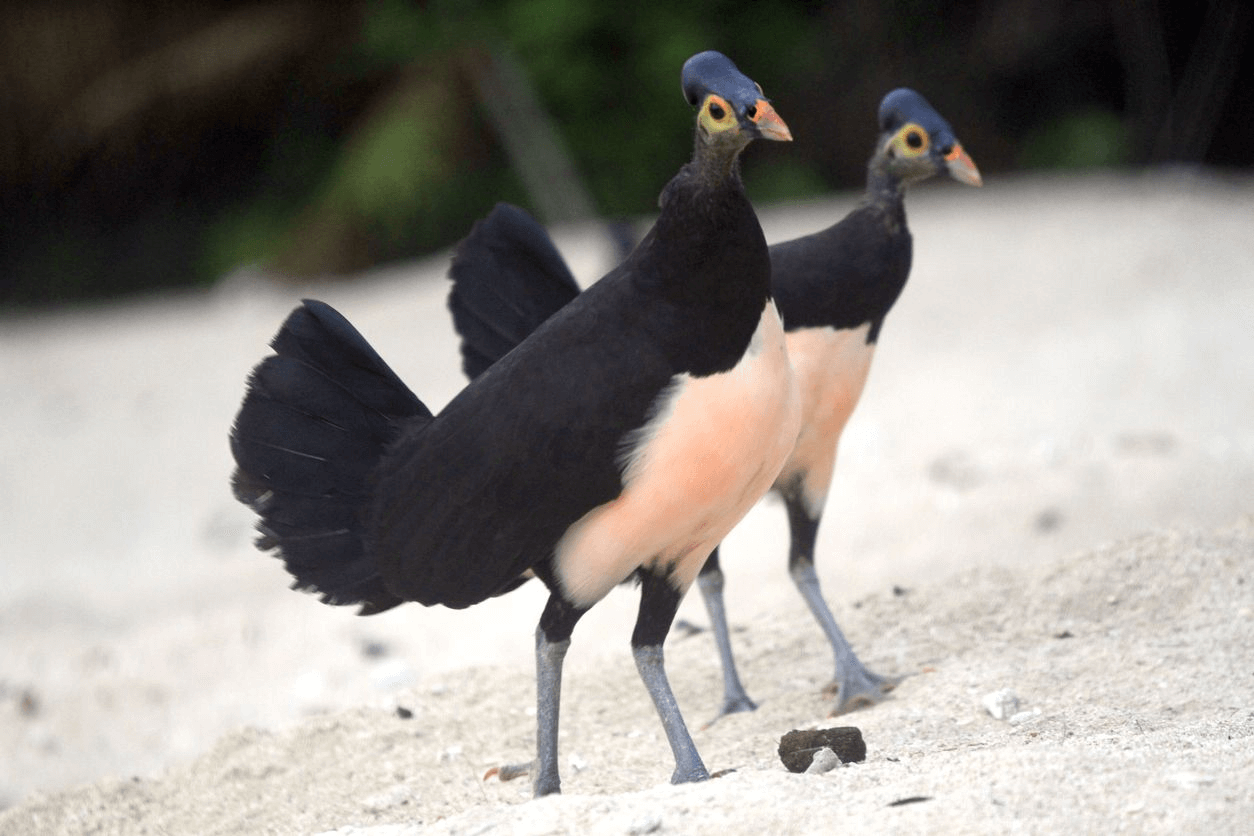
[823,667,904,716]
[700,693,758,730]
[483,761,534,782]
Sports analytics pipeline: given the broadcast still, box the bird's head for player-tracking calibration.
[877,88,981,187]
[681,51,792,156]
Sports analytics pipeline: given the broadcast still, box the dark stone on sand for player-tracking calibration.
[778,727,866,773]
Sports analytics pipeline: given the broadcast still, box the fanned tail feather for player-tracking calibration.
[447,203,581,380]
[230,299,432,614]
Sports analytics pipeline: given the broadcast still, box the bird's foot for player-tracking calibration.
[483,760,534,783]
[701,692,758,729]
[720,692,759,715]
[823,667,902,716]
[670,763,711,785]
[532,771,561,798]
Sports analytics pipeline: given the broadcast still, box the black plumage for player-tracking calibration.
[446,203,581,381]
[230,50,796,796]
[230,299,426,615]
[445,88,981,718]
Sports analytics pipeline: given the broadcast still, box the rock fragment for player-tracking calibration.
[804,747,843,774]
[982,688,1020,720]
[778,727,866,773]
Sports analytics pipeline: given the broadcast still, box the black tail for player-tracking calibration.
[229,299,432,615]
[447,203,581,380]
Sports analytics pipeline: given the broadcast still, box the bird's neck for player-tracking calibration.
[678,132,750,194]
[637,153,772,376]
[642,146,769,310]
[862,152,908,233]
[864,151,906,209]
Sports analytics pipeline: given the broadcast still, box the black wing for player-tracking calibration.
[370,269,678,609]
[447,203,582,380]
[770,205,912,342]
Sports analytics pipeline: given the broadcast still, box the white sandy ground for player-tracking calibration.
[0,170,1251,833]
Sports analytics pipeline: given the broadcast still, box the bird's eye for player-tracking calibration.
[745,104,757,120]
[892,122,930,157]
[698,95,737,135]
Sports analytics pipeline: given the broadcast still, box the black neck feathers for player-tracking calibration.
[626,157,772,376]
[770,160,912,343]
[864,148,908,220]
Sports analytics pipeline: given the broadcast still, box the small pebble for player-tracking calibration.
[982,688,1020,720]
[362,784,416,812]
[804,747,843,774]
[627,814,662,835]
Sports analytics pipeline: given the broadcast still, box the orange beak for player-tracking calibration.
[944,143,982,186]
[750,99,792,142]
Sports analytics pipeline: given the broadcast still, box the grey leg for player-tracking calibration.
[633,571,710,784]
[785,496,899,713]
[533,593,587,797]
[696,548,758,717]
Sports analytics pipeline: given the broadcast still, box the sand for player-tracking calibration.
[1,170,1251,834]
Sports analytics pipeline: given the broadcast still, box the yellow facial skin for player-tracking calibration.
[697,94,793,143]
[883,121,982,186]
[698,94,739,138]
[886,121,931,159]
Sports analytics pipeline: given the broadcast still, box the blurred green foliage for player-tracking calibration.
[0,0,1249,308]
[201,0,832,285]
[1019,110,1131,170]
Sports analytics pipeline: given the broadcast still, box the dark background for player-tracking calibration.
[1,0,1250,308]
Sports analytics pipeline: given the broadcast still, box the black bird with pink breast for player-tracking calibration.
[229,51,798,797]
[446,88,982,720]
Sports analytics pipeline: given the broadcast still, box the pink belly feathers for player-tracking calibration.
[552,302,801,606]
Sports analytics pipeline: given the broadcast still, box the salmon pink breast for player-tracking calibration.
[775,323,876,515]
[553,301,800,606]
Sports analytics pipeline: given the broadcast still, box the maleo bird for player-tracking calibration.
[229,51,798,797]
[446,89,982,718]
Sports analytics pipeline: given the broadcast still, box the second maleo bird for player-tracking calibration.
[228,52,798,797]
[448,89,982,718]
